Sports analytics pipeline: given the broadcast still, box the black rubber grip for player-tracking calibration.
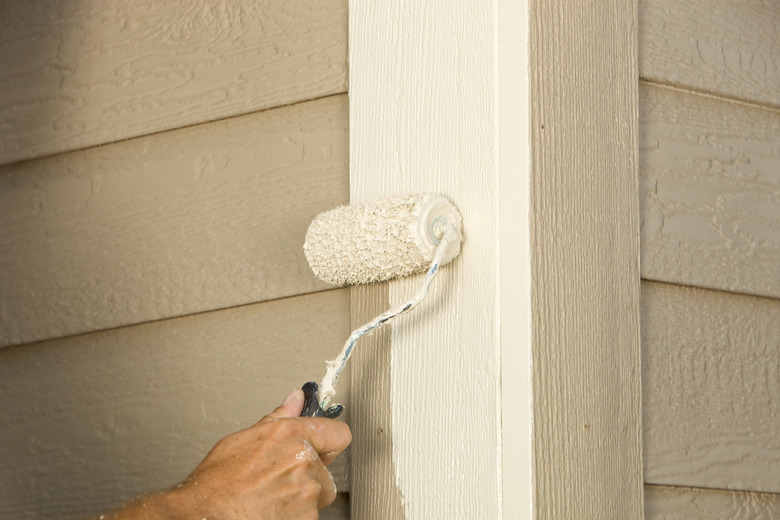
[300,381,344,418]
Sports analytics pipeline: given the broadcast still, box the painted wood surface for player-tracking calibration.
[0,0,347,166]
[0,95,348,348]
[349,0,531,517]
[350,0,642,518]
[642,281,780,493]
[0,290,351,520]
[639,0,780,108]
[640,83,780,299]
[529,0,644,517]
[348,284,404,520]
[645,485,780,519]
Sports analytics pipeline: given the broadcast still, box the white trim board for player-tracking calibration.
[349,0,643,518]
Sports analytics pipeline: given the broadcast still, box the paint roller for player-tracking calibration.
[299,193,464,418]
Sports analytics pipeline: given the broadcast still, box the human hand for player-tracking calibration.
[176,388,351,519]
[99,389,351,520]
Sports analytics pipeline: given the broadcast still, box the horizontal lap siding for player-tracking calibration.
[0,290,351,520]
[0,95,349,347]
[640,0,780,108]
[645,485,780,519]
[639,83,780,299]
[638,0,780,509]
[0,0,347,166]
[642,281,780,493]
[1,3,352,518]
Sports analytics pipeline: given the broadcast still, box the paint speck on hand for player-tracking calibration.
[327,467,336,492]
[295,441,317,462]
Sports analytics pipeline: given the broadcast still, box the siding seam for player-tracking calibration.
[0,91,348,172]
[639,77,780,114]
[639,277,780,304]
[1,287,347,351]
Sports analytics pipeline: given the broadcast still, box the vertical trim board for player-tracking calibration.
[0,0,348,165]
[498,0,534,516]
[351,0,644,517]
[349,0,532,518]
[530,0,644,517]
[349,285,404,519]
[0,95,348,347]
[639,0,780,108]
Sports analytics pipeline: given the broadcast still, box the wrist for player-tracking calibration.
[151,484,208,519]
[101,486,202,520]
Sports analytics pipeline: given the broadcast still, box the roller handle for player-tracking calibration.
[300,381,343,418]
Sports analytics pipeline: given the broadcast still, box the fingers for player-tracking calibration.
[313,460,338,509]
[248,389,350,507]
[258,389,305,423]
[255,389,351,460]
[287,438,338,509]
[302,418,352,460]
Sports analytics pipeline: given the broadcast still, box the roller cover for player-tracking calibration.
[303,193,463,286]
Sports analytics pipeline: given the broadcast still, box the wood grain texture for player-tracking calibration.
[639,0,780,108]
[640,83,780,299]
[530,0,644,517]
[350,2,509,518]
[645,485,780,519]
[351,0,642,517]
[642,281,780,493]
[0,0,347,166]
[0,95,348,348]
[348,284,404,520]
[0,290,351,520]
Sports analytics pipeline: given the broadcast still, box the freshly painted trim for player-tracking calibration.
[349,0,643,517]
[349,0,531,517]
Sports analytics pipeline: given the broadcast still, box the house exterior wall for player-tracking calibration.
[3,1,778,518]
[0,2,351,519]
[639,0,780,515]
[349,0,644,517]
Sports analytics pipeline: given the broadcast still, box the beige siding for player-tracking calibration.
[0,290,351,520]
[645,485,780,519]
[0,95,349,348]
[0,0,347,166]
[528,1,644,516]
[640,83,780,299]
[640,0,780,108]
[0,2,351,519]
[639,0,780,511]
[642,281,780,493]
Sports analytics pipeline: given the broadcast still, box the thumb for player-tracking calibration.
[263,388,305,421]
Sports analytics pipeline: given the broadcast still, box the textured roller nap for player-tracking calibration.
[304,194,463,286]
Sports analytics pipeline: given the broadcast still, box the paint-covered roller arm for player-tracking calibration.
[300,194,464,416]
